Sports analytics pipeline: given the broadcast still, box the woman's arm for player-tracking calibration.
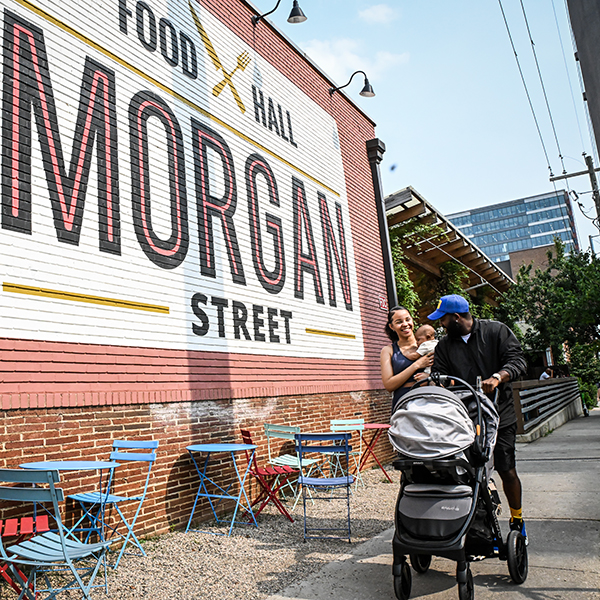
[380,346,434,392]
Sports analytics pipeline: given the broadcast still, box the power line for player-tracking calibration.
[519,0,567,175]
[497,0,554,177]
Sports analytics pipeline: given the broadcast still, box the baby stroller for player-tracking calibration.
[388,374,528,600]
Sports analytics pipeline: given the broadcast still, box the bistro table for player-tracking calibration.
[185,443,257,536]
[356,424,393,483]
[19,460,119,541]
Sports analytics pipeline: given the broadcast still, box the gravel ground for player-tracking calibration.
[91,467,401,600]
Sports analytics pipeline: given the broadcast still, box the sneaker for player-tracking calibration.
[510,518,529,546]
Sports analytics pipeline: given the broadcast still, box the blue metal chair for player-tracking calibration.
[294,432,354,542]
[68,440,158,569]
[0,468,110,600]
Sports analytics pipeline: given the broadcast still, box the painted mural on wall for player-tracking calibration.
[0,0,365,359]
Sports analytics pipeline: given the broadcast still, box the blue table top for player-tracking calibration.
[20,460,119,471]
[187,443,256,452]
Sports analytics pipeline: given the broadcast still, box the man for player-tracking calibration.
[428,294,528,543]
[539,367,552,380]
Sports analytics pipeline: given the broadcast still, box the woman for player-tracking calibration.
[380,306,434,409]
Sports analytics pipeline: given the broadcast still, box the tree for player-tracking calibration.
[497,240,600,354]
[568,344,600,409]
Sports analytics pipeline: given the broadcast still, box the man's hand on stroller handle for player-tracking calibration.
[481,369,508,394]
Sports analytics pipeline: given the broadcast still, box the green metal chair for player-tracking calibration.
[0,468,110,600]
[264,423,320,509]
[330,418,365,488]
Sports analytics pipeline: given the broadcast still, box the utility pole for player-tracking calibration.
[584,154,600,219]
[549,153,600,229]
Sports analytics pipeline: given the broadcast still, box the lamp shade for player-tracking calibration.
[359,78,375,97]
[287,1,307,23]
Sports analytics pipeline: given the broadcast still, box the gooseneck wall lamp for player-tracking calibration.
[329,71,375,98]
[252,0,307,25]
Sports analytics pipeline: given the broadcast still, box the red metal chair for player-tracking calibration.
[239,429,298,523]
[0,515,50,595]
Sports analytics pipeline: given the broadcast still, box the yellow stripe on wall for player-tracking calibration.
[3,283,169,314]
[305,328,356,340]
[14,0,340,198]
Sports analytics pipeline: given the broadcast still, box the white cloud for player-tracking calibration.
[358,4,398,25]
[302,38,408,85]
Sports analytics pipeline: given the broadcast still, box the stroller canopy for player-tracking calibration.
[389,386,476,459]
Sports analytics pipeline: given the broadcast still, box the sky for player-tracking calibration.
[250,0,600,253]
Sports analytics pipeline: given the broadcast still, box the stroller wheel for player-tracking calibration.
[393,560,412,600]
[410,553,431,574]
[457,566,474,600]
[507,530,528,584]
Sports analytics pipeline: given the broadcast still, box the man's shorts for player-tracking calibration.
[493,422,517,473]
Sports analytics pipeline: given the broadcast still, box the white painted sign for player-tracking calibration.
[0,0,364,359]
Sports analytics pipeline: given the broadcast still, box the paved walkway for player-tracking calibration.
[267,409,600,600]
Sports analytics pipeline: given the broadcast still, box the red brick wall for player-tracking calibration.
[0,390,394,535]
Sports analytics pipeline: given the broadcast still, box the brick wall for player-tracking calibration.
[0,389,394,535]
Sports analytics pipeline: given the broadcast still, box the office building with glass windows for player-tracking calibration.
[447,190,579,276]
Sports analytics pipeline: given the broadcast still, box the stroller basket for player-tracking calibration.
[398,483,473,540]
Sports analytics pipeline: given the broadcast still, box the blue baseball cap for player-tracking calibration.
[427,294,470,320]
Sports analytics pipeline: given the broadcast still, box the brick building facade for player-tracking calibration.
[0,0,393,535]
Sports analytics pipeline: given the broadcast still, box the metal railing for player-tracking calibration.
[512,377,581,434]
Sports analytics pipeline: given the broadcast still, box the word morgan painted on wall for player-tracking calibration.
[0,0,364,359]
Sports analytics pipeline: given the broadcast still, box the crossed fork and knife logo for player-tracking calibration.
[189,1,252,113]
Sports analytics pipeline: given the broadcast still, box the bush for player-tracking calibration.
[579,379,598,410]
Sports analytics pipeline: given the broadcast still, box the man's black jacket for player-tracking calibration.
[432,318,527,427]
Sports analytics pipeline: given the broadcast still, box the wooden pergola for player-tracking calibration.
[385,187,514,318]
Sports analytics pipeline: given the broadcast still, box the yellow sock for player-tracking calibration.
[510,507,523,521]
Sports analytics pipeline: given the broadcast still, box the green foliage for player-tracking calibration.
[389,218,445,248]
[497,240,600,353]
[579,380,598,409]
[437,261,469,297]
[388,218,446,315]
[391,243,419,314]
[569,343,600,385]
[470,296,495,320]
[388,217,497,319]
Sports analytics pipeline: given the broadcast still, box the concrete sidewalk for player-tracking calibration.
[267,409,600,600]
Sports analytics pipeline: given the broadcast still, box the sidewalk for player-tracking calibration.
[267,409,600,600]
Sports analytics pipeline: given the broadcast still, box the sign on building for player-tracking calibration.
[1,0,364,360]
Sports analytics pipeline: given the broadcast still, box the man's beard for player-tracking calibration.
[446,319,462,338]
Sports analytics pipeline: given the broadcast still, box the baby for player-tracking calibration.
[406,324,438,373]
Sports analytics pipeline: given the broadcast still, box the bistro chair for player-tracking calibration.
[264,423,320,508]
[239,429,298,522]
[329,418,365,488]
[0,515,50,596]
[0,468,110,600]
[68,439,158,569]
[294,432,354,542]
